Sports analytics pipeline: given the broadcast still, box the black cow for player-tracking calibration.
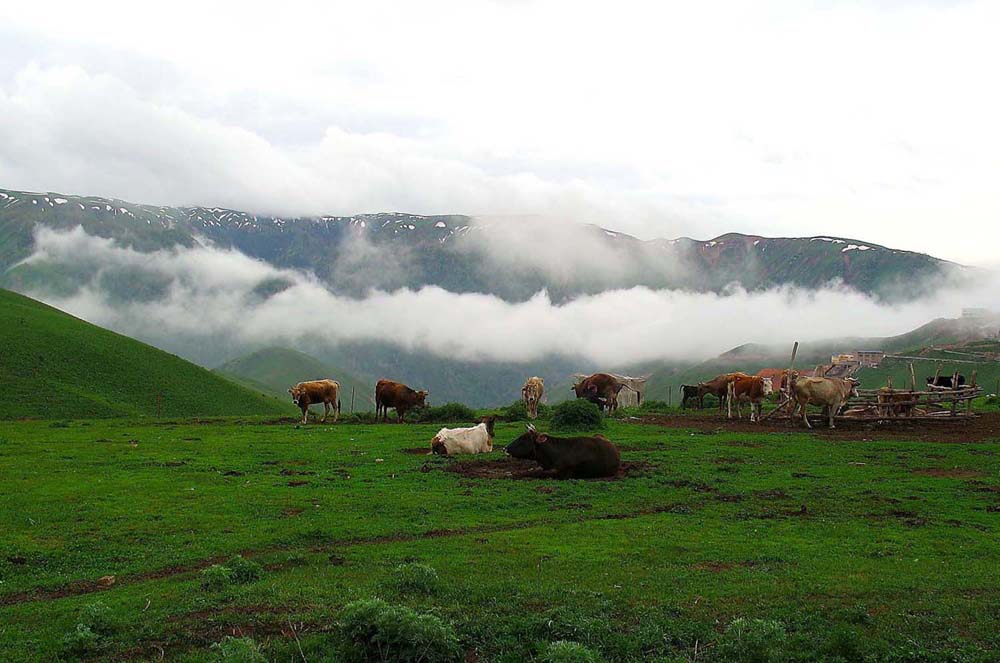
[505,424,620,479]
[680,385,701,409]
[926,375,966,389]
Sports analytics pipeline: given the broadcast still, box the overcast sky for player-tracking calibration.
[1,1,997,265]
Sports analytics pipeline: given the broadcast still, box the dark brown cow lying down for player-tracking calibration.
[375,379,429,423]
[288,379,341,424]
[505,424,620,478]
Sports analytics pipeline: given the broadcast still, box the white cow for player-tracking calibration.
[430,416,497,455]
[791,376,860,429]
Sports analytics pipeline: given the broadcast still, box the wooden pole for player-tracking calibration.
[350,386,356,414]
[156,391,162,419]
[909,363,916,392]
[667,385,672,408]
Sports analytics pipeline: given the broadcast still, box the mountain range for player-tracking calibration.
[0,187,966,302]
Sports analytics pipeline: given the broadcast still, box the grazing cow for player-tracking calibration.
[877,388,915,417]
[288,379,341,425]
[680,384,701,409]
[431,416,496,455]
[697,373,750,411]
[926,375,966,389]
[572,373,627,413]
[505,424,620,478]
[727,375,773,422]
[521,377,545,419]
[375,379,429,423]
[791,376,860,429]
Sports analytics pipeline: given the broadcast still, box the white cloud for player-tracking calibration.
[19,228,1000,366]
[1,1,999,263]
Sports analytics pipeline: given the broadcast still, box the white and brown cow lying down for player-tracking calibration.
[791,376,860,429]
[430,416,497,455]
[288,379,341,424]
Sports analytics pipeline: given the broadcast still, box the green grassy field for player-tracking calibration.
[0,289,292,419]
[1,415,997,662]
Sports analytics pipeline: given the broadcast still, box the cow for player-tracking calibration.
[572,373,628,413]
[287,379,341,425]
[790,376,860,429]
[755,368,789,391]
[696,372,750,411]
[680,384,701,409]
[521,377,545,419]
[926,375,966,389]
[375,379,429,423]
[877,388,915,418]
[431,416,496,455]
[727,375,773,422]
[505,424,620,479]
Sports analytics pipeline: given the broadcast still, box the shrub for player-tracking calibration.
[201,564,235,590]
[339,598,460,662]
[822,624,866,662]
[62,623,99,655]
[411,402,477,423]
[550,400,603,431]
[226,555,263,584]
[715,617,787,663]
[541,640,605,663]
[79,601,116,636]
[387,562,441,596]
[210,636,267,662]
[501,399,551,422]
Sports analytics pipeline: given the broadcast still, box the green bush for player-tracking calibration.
[62,623,99,656]
[541,640,605,662]
[550,400,604,431]
[501,399,551,421]
[79,601,116,636]
[822,624,865,662]
[210,636,267,662]
[226,555,263,584]
[201,564,235,590]
[410,402,477,423]
[339,598,460,662]
[386,562,441,596]
[716,617,787,663]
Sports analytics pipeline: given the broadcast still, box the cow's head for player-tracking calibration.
[571,382,584,397]
[846,378,861,398]
[415,390,429,407]
[480,415,497,438]
[287,386,303,404]
[762,377,773,396]
[505,423,541,459]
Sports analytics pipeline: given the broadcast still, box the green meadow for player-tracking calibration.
[1,416,997,662]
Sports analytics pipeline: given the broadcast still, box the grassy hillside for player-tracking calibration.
[216,347,376,411]
[0,289,291,419]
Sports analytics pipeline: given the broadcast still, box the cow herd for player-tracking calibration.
[680,369,860,429]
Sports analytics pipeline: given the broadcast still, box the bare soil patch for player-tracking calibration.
[913,468,986,479]
[443,457,656,481]
[635,411,1000,443]
[400,447,432,455]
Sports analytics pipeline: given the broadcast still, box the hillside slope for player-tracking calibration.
[0,289,291,419]
[216,347,376,410]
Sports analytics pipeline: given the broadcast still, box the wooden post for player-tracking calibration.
[156,391,162,419]
[909,363,916,392]
[350,386,356,414]
[667,385,672,408]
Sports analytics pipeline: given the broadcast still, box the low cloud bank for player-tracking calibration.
[14,227,999,366]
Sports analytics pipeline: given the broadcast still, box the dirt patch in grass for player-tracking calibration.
[913,468,986,479]
[286,480,310,487]
[443,457,655,481]
[636,411,1000,443]
[400,447,432,455]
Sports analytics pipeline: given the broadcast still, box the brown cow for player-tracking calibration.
[375,379,429,423]
[877,388,915,418]
[288,379,341,425]
[696,372,750,411]
[755,368,789,391]
[727,375,773,422]
[521,377,544,419]
[572,373,627,413]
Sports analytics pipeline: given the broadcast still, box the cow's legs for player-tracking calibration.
[320,401,329,423]
[300,406,308,425]
[801,401,812,429]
